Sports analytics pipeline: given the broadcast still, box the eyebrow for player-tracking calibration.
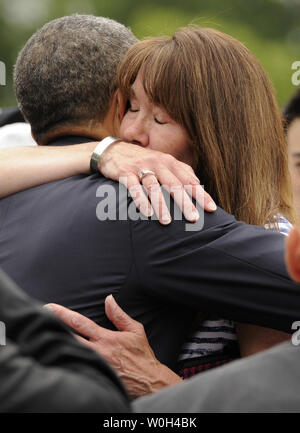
[129,87,136,98]
[292,152,300,158]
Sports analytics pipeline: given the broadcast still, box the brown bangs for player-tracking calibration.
[117,37,195,140]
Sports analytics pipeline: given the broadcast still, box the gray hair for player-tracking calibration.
[14,14,137,142]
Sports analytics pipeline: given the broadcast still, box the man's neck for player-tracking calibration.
[45,135,96,147]
[35,95,120,145]
[38,123,112,146]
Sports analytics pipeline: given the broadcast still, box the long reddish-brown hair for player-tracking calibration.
[117,26,296,226]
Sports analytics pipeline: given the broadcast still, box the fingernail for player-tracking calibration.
[107,294,116,306]
[139,204,154,217]
[161,215,172,225]
[146,207,154,217]
[208,202,217,211]
[189,210,199,221]
[110,295,120,312]
[44,304,53,311]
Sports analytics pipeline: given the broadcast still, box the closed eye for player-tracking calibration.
[126,99,139,113]
[154,118,167,125]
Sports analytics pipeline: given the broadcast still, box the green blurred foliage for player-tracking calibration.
[0,0,299,108]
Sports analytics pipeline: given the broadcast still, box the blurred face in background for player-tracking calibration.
[287,118,300,216]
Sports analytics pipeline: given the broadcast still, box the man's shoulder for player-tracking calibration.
[130,200,286,275]
[4,173,124,209]
[0,174,131,239]
[0,174,133,314]
[129,201,240,242]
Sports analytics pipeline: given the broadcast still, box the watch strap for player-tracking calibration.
[90,136,120,173]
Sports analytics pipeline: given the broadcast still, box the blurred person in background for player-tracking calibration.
[0,107,24,127]
[0,269,129,413]
[284,89,300,216]
[0,107,36,148]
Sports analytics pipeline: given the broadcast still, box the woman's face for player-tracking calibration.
[119,74,194,167]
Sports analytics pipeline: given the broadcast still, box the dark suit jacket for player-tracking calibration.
[0,107,25,127]
[1,136,300,370]
[0,269,130,412]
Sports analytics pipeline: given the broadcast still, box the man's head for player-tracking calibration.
[14,14,137,144]
[284,89,300,216]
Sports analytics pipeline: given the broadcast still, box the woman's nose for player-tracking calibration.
[123,118,149,147]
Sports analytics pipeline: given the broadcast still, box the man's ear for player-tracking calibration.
[285,226,300,282]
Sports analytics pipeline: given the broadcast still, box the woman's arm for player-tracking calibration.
[236,219,293,357]
[0,140,216,222]
[236,323,290,357]
[0,142,96,198]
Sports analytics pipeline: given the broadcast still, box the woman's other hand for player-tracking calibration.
[45,296,182,398]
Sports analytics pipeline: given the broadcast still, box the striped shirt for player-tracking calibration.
[178,215,293,362]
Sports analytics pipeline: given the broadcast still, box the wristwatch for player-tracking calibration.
[90,136,121,173]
